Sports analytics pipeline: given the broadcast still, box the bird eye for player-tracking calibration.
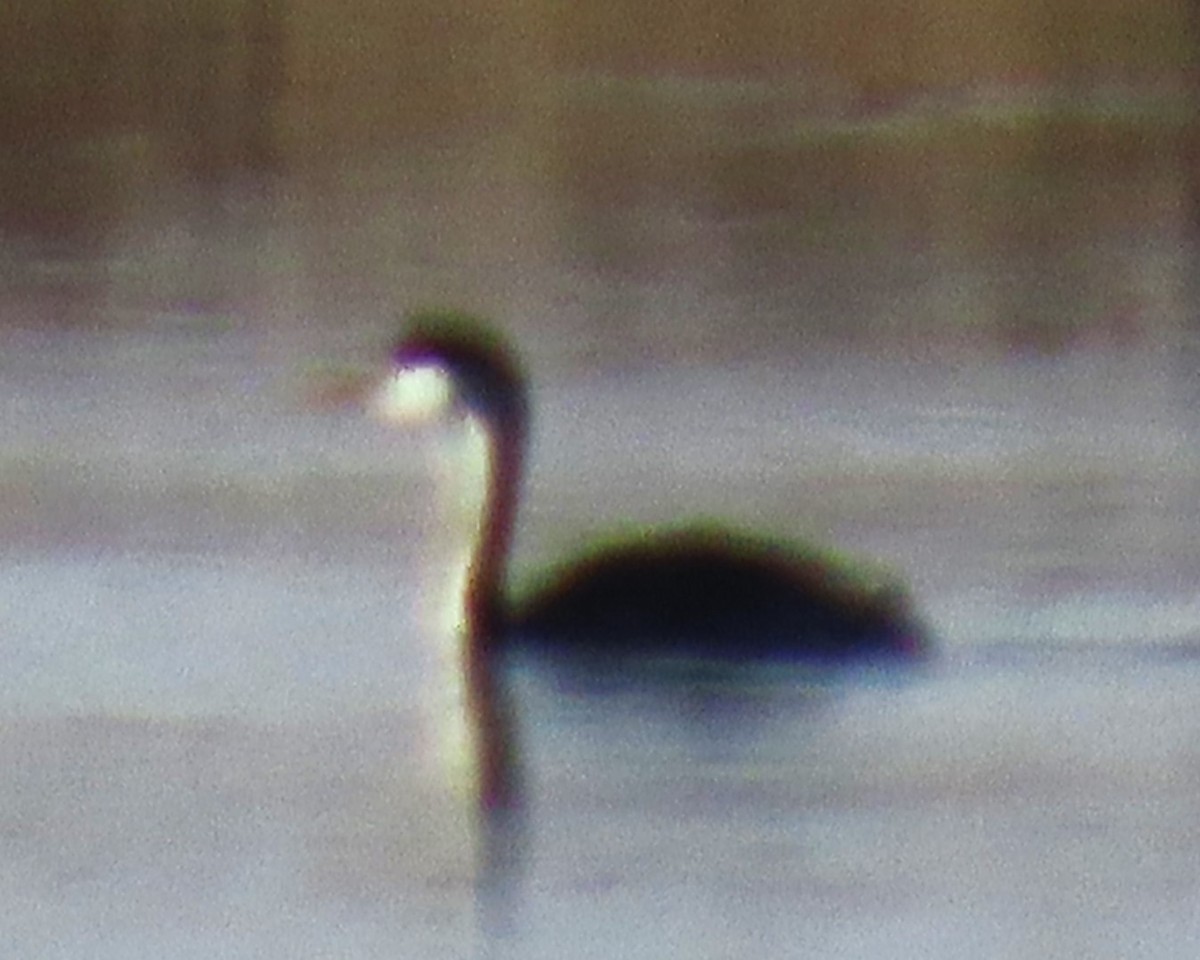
[370,364,456,424]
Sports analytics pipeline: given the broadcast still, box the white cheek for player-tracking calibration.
[370,365,455,424]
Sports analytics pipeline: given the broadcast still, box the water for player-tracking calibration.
[3,13,1199,948]
[513,647,1200,959]
[4,319,1200,958]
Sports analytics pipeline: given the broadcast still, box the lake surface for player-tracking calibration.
[3,16,1200,949]
[4,313,1200,958]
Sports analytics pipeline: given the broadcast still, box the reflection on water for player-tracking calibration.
[4,2,1200,957]
[1,0,1197,359]
[5,326,1200,955]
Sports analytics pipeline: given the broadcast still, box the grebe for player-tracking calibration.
[372,315,926,933]
[376,310,927,672]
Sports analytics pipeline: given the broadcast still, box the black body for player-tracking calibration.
[510,530,923,662]
[390,311,928,667]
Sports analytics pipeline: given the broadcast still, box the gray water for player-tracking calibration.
[2,23,1199,947]
[4,314,1200,958]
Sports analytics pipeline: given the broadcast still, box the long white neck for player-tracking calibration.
[423,413,520,818]
[372,362,524,910]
